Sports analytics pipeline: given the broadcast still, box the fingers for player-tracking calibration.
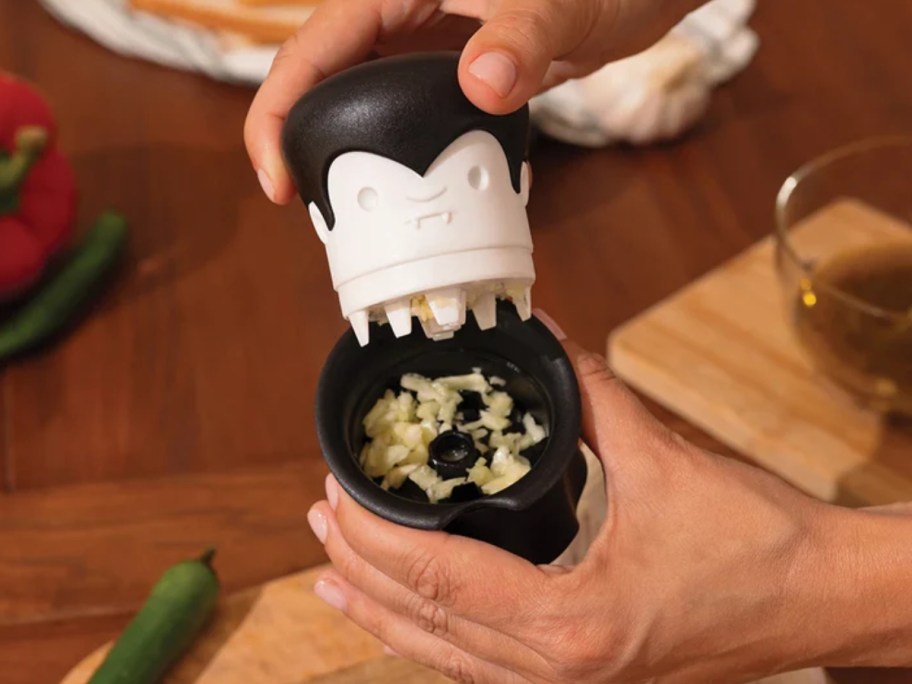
[563,340,665,452]
[457,0,600,113]
[325,476,552,636]
[532,310,673,467]
[310,499,550,675]
[374,14,480,55]
[315,570,532,684]
[244,0,384,203]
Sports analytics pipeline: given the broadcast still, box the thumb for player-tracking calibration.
[457,0,599,113]
[532,311,674,468]
[563,340,672,459]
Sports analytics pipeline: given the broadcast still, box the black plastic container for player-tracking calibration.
[315,304,587,564]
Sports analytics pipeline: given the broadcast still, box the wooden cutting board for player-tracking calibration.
[62,562,451,684]
[609,199,912,506]
[62,561,829,684]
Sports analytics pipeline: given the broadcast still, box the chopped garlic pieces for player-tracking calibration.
[360,370,548,503]
[481,446,531,494]
[483,390,513,415]
[428,478,467,504]
[467,458,495,487]
[416,400,440,421]
[401,374,443,401]
[520,412,547,450]
[436,372,491,394]
[381,463,420,490]
[408,465,441,491]
[479,410,511,432]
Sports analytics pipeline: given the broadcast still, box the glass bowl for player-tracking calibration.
[775,136,912,415]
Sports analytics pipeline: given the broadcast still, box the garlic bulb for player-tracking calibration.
[530,0,758,148]
[531,34,709,147]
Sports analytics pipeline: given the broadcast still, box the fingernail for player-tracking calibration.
[533,309,567,340]
[307,506,327,544]
[257,168,275,202]
[314,578,347,611]
[325,475,339,510]
[383,645,400,657]
[468,52,517,98]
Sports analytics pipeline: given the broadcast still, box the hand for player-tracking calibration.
[305,313,856,683]
[245,0,702,204]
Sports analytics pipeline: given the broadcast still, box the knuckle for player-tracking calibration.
[404,548,453,604]
[532,603,615,682]
[411,595,450,637]
[269,31,327,83]
[380,0,436,25]
[271,31,302,69]
[495,7,553,54]
[546,631,605,681]
[575,351,614,382]
[348,592,390,643]
[437,653,476,684]
[329,544,362,582]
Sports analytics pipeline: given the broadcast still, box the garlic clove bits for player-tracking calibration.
[530,31,717,148]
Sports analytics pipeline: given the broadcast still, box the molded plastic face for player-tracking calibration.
[281,52,537,345]
[282,52,529,230]
[309,130,531,286]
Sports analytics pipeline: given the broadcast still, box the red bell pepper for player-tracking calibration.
[0,72,77,298]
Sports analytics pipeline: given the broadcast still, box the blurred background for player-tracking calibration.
[1,1,911,683]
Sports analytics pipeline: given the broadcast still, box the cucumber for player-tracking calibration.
[88,549,220,684]
[0,210,127,361]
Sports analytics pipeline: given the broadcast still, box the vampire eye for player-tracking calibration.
[358,187,379,211]
[467,165,489,190]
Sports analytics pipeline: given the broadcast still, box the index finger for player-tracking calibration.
[244,1,384,204]
[328,475,555,634]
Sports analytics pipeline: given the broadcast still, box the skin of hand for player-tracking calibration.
[305,311,912,684]
[244,0,703,204]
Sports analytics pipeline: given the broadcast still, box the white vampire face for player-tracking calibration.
[308,130,532,289]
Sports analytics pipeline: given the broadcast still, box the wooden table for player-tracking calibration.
[1,2,911,682]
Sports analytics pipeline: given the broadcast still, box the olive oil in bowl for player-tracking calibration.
[794,242,912,414]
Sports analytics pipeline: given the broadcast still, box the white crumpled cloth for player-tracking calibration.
[40,0,757,147]
[531,0,758,146]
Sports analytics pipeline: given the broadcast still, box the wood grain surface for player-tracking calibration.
[61,563,823,684]
[609,199,912,506]
[61,564,449,684]
[2,1,912,682]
